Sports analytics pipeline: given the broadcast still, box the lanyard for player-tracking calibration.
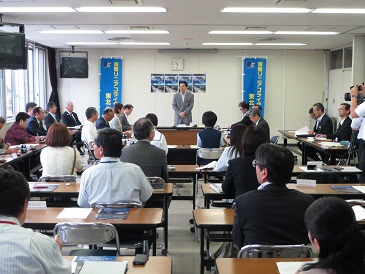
[99,161,118,164]
[0,220,17,225]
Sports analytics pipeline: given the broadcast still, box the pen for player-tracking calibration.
[33,185,48,189]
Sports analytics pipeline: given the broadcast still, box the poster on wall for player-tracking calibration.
[243,57,267,116]
[99,57,122,114]
[150,73,206,93]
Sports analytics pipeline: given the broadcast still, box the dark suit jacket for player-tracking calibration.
[26,116,47,136]
[44,113,60,130]
[315,114,333,135]
[232,184,314,249]
[95,116,110,130]
[327,116,352,142]
[257,117,270,137]
[61,111,81,127]
[222,154,259,198]
[119,113,132,131]
[121,140,168,182]
[235,114,253,127]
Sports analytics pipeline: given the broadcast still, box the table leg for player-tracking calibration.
[152,228,157,256]
[200,227,205,274]
[162,196,168,255]
[302,143,307,165]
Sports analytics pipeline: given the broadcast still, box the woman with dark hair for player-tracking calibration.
[215,124,247,171]
[222,125,269,197]
[297,197,365,274]
[40,123,83,176]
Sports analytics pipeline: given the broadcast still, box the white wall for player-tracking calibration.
[55,48,325,138]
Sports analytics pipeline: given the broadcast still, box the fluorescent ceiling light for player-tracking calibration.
[0,7,75,12]
[39,30,103,34]
[118,42,170,45]
[76,7,166,12]
[209,30,273,35]
[105,30,169,34]
[275,31,339,35]
[203,43,253,46]
[222,7,311,13]
[312,9,365,14]
[66,42,118,45]
[255,43,306,46]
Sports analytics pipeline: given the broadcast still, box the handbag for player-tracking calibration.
[71,148,76,174]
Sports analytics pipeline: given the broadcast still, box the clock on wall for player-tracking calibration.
[172,58,184,71]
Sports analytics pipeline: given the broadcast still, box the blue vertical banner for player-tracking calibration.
[243,58,267,116]
[99,57,122,114]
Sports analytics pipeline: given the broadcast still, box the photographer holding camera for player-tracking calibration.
[350,83,365,182]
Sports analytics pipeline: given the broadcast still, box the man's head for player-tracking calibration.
[25,102,37,115]
[179,81,188,94]
[146,113,158,127]
[102,107,115,122]
[252,104,262,113]
[254,143,294,185]
[113,103,123,115]
[309,107,317,120]
[93,128,123,159]
[47,101,57,114]
[0,116,5,130]
[133,118,155,141]
[338,103,350,118]
[15,112,30,128]
[313,103,325,118]
[249,108,261,124]
[0,168,30,224]
[202,111,217,127]
[238,101,249,114]
[65,101,74,113]
[85,107,98,122]
[123,104,134,115]
[32,107,45,121]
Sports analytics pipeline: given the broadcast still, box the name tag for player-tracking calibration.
[28,201,47,209]
[296,179,316,187]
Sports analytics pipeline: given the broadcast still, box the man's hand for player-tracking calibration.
[308,130,314,134]
[179,112,185,118]
[54,234,63,251]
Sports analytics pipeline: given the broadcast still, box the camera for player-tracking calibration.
[344,82,365,102]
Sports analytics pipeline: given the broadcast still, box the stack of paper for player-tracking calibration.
[195,161,217,170]
[295,126,310,137]
[319,142,342,148]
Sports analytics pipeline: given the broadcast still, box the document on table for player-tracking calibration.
[352,205,365,221]
[276,261,315,274]
[295,126,310,136]
[352,186,365,193]
[56,208,92,219]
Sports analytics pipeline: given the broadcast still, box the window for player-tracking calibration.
[330,47,353,70]
[0,43,47,120]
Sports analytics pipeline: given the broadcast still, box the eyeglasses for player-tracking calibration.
[252,159,258,168]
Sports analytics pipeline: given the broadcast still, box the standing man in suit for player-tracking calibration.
[44,101,60,130]
[232,143,314,250]
[61,101,83,155]
[119,104,134,131]
[172,81,194,126]
[95,107,114,130]
[121,118,168,182]
[234,101,253,127]
[26,106,47,136]
[249,108,270,137]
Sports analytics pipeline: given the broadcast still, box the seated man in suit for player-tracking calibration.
[78,128,153,207]
[60,101,83,155]
[26,106,47,136]
[249,108,270,137]
[233,143,314,250]
[0,168,70,273]
[95,107,114,130]
[121,118,168,182]
[25,102,37,116]
[44,101,60,130]
[119,104,134,131]
[233,101,253,127]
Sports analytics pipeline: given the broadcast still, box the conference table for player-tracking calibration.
[201,183,365,208]
[65,256,172,274]
[29,182,173,255]
[215,258,316,274]
[24,207,163,256]
[279,130,349,165]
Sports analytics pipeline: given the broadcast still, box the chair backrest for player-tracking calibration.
[238,244,312,258]
[38,175,77,183]
[92,201,142,208]
[297,172,346,184]
[197,148,224,159]
[54,222,120,255]
[146,177,165,190]
[270,135,280,144]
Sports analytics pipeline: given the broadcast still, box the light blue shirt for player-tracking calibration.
[257,182,273,190]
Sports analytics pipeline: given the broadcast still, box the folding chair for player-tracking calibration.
[146,176,165,190]
[38,175,77,183]
[54,222,120,256]
[270,135,280,145]
[238,244,313,258]
[83,141,98,165]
